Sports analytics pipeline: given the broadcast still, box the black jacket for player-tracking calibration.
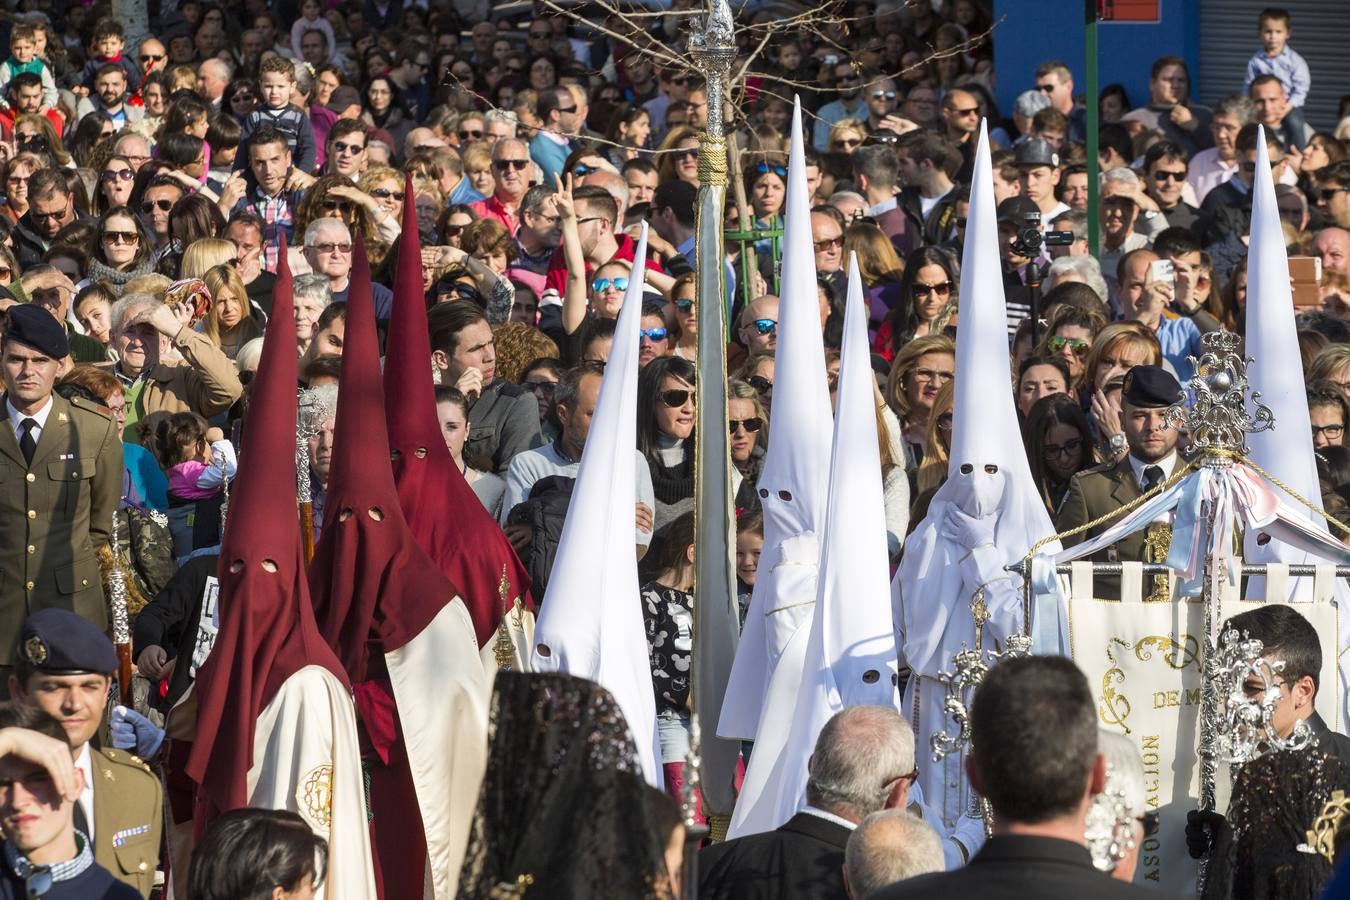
[1310,711,1350,764]
[698,811,851,900]
[132,553,219,712]
[868,835,1174,900]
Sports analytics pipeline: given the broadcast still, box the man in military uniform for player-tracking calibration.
[8,609,163,898]
[1056,365,1184,600]
[0,306,121,681]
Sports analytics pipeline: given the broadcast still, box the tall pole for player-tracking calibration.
[688,0,741,839]
[1085,0,1100,256]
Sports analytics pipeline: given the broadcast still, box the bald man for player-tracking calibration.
[844,809,944,899]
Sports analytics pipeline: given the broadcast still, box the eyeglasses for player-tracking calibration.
[672,148,699,161]
[749,318,776,336]
[947,105,979,116]
[321,199,355,214]
[674,299,694,312]
[371,188,405,200]
[574,163,596,176]
[140,53,165,63]
[1312,424,1345,439]
[458,129,484,140]
[101,168,134,183]
[746,375,773,394]
[141,199,173,213]
[1319,187,1349,203]
[832,138,861,148]
[1047,335,1090,355]
[911,367,954,383]
[638,327,668,342]
[1035,83,1056,93]
[658,388,694,407]
[30,207,68,223]
[813,236,842,252]
[870,90,897,100]
[592,276,628,293]
[556,106,578,115]
[576,216,605,226]
[310,241,353,254]
[913,281,952,297]
[1043,437,1083,460]
[494,159,530,172]
[753,162,787,178]
[729,416,762,434]
[1241,158,1282,174]
[231,92,255,104]
[333,140,366,154]
[1152,170,1186,182]
[102,230,139,245]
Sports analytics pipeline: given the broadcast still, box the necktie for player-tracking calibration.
[1142,464,1164,493]
[73,796,89,837]
[18,418,36,466]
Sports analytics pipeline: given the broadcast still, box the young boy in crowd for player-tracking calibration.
[240,56,317,173]
[1244,7,1309,137]
[79,18,140,91]
[0,25,57,110]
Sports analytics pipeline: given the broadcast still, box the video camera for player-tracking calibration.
[1010,211,1075,257]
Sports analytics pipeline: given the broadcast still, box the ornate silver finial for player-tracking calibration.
[108,509,130,647]
[1085,763,1138,872]
[688,0,735,54]
[1163,331,1273,459]
[931,588,1031,762]
[1215,627,1313,763]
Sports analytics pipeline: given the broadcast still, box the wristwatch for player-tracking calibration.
[1107,433,1127,454]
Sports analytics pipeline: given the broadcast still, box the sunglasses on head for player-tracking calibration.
[495,159,530,172]
[592,276,629,293]
[371,187,405,200]
[1047,335,1090,355]
[658,388,694,407]
[141,199,174,213]
[729,416,762,434]
[746,375,773,393]
[638,327,668,342]
[753,162,787,178]
[749,318,776,336]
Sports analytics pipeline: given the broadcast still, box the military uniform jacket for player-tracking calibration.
[0,393,120,664]
[1055,456,1149,563]
[91,746,164,898]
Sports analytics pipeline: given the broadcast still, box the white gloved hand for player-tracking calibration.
[942,506,998,551]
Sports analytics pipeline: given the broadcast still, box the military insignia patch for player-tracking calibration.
[23,636,46,666]
[298,764,334,831]
[111,824,151,847]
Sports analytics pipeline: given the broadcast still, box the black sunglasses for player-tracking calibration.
[746,375,773,394]
[658,388,694,407]
[141,199,174,213]
[729,417,762,433]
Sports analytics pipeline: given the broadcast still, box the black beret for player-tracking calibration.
[1122,364,1183,409]
[16,608,117,675]
[6,304,69,359]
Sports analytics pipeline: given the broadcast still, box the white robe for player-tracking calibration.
[248,665,378,900]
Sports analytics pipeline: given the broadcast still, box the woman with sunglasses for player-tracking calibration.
[637,355,696,576]
[727,378,768,513]
[1024,393,1098,517]
[0,151,41,226]
[913,378,955,507]
[877,245,958,362]
[96,154,136,214]
[83,205,155,294]
[827,119,868,156]
[656,125,701,188]
[668,273,698,361]
[293,175,386,266]
[354,165,405,244]
[13,113,69,168]
[1034,303,1105,390]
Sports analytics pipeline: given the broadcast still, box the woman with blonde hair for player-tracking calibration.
[0,152,44,226]
[179,238,237,279]
[843,221,905,336]
[462,142,495,199]
[1309,344,1350,395]
[886,333,955,469]
[827,118,868,155]
[656,125,701,187]
[728,377,769,513]
[914,378,954,504]
[202,263,265,360]
[13,113,71,167]
[294,175,388,266]
[1081,321,1163,394]
[354,165,405,243]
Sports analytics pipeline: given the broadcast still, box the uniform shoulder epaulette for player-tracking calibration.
[68,394,114,420]
[102,746,156,775]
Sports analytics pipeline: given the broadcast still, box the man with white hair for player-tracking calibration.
[483,109,517,144]
[699,705,919,900]
[302,217,393,318]
[197,58,231,113]
[470,138,532,234]
[844,810,944,898]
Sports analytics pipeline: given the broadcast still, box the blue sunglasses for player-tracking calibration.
[592,276,629,293]
[639,327,668,342]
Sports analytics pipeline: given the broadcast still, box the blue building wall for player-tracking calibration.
[992,1,1202,120]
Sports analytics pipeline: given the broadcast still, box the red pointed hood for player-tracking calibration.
[384,173,533,643]
[310,239,462,681]
[187,236,349,817]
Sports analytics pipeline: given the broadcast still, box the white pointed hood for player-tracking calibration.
[718,97,834,741]
[1244,125,1325,563]
[530,225,662,788]
[894,122,1060,676]
[729,255,899,837]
